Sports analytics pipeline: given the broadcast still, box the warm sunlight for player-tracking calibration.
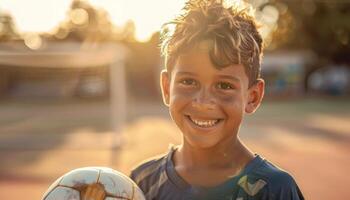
[0,0,185,42]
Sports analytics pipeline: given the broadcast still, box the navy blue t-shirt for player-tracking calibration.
[130,147,304,200]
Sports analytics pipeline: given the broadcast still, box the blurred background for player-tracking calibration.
[0,0,349,199]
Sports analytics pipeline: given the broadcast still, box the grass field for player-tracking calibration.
[0,97,349,199]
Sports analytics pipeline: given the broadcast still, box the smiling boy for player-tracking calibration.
[130,0,304,199]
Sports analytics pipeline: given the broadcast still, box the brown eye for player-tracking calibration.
[217,82,233,90]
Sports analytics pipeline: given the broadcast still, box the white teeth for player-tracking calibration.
[189,117,219,128]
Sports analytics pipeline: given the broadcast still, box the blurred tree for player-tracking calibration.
[254,0,350,91]
[52,0,113,42]
[261,0,350,65]
[120,20,136,42]
[0,11,20,41]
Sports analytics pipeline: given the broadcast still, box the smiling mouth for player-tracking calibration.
[186,115,222,128]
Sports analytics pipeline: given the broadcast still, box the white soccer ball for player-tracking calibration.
[42,167,145,200]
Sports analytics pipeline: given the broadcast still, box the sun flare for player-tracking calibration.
[0,0,185,42]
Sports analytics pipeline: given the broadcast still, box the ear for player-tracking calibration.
[245,79,265,114]
[160,69,170,106]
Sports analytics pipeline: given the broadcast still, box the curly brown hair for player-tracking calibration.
[161,0,263,86]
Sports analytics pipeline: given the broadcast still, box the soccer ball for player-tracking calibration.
[42,167,145,200]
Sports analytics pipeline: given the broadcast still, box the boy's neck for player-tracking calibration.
[174,137,254,170]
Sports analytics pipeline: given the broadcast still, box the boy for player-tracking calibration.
[130,0,304,199]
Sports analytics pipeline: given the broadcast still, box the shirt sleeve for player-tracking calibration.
[273,182,304,200]
[268,173,305,200]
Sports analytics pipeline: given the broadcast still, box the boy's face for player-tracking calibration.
[161,48,264,149]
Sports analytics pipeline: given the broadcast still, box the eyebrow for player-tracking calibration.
[175,71,241,82]
[216,75,240,82]
[175,71,196,76]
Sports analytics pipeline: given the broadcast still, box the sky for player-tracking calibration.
[0,0,185,42]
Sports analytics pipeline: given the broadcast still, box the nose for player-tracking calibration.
[192,87,216,110]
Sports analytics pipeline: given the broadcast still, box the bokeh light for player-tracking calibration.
[23,33,42,50]
[70,8,89,26]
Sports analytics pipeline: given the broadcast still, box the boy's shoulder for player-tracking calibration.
[129,151,169,185]
[245,155,304,199]
[129,150,174,200]
[253,156,296,183]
